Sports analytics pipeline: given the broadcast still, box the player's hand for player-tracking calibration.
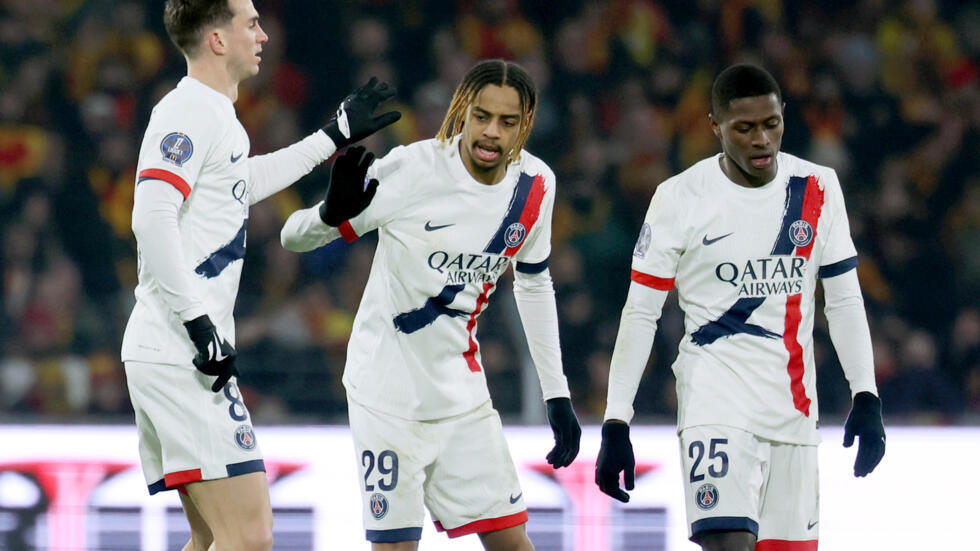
[322,77,401,149]
[183,315,239,392]
[319,146,378,226]
[595,420,635,502]
[545,397,581,468]
[843,391,886,477]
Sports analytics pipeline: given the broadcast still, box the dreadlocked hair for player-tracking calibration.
[436,59,537,164]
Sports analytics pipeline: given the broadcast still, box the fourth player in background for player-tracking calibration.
[281,59,581,550]
[595,64,886,551]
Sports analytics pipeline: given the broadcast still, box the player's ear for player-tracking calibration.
[207,29,226,55]
[708,113,722,139]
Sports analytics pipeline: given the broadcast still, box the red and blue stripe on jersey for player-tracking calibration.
[462,172,547,371]
[777,175,824,417]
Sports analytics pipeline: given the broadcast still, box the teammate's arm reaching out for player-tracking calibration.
[248,77,399,204]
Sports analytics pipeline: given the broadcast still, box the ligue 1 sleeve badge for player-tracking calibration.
[788,220,814,247]
[634,223,652,258]
[160,132,194,167]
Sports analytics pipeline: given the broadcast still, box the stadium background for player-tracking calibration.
[0,0,977,549]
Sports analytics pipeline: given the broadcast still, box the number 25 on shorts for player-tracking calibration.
[689,438,729,482]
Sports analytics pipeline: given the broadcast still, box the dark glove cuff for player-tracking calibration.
[601,420,630,440]
[852,391,881,413]
[183,314,214,336]
[322,122,345,149]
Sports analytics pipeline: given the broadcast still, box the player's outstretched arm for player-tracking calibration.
[322,77,402,149]
[249,78,399,205]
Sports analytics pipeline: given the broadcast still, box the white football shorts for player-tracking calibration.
[347,397,527,543]
[679,425,819,547]
[125,361,265,494]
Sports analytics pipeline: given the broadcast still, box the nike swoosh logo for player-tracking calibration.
[807,520,818,530]
[425,221,454,231]
[702,232,733,246]
[230,152,243,163]
[509,492,522,504]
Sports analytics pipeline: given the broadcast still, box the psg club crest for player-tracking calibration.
[695,483,719,510]
[160,132,194,167]
[788,220,814,247]
[235,425,256,450]
[634,223,652,258]
[369,493,389,519]
[504,222,527,248]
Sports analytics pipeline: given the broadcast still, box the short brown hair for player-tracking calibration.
[163,0,234,57]
[436,59,537,164]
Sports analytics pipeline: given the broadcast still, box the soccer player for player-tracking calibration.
[595,64,886,551]
[280,59,581,550]
[121,1,399,550]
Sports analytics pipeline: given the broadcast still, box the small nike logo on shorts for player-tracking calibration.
[509,492,523,504]
[807,520,819,530]
[230,152,243,163]
[425,221,454,231]
[702,232,733,246]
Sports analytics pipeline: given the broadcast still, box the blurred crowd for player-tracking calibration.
[0,0,977,424]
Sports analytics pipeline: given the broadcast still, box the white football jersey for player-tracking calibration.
[122,77,252,365]
[632,152,858,444]
[337,136,556,420]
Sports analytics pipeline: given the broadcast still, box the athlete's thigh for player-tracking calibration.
[348,398,434,544]
[184,471,272,543]
[179,491,214,547]
[757,441,819,544]
[679,425,768,543]
[125,361,265,493]
[424,401,527,538]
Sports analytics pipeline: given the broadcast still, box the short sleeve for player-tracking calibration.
[630,180,687,290]
[817,171,859,278]
[136,103,218,200]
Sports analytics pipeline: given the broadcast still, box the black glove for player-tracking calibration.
[595,420,635,502]
[843,391,886,477]
[319,146,379,226]
[183,315,238,392]
[322,77,401,149]
[545,397,581,468]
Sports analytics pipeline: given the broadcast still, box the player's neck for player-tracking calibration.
[187,59,240,103]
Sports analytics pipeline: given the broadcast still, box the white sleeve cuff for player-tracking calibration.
[280,202,343,252]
